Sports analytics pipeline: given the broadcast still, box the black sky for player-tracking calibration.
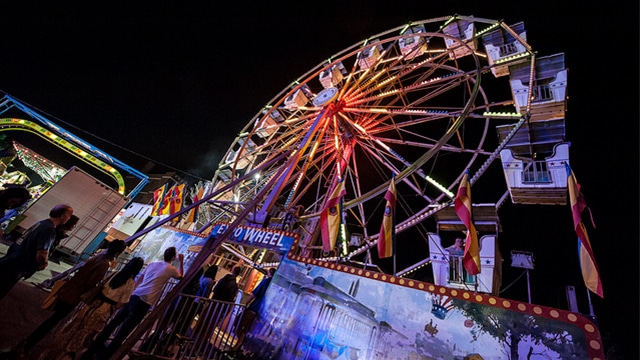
[0,1,637,358]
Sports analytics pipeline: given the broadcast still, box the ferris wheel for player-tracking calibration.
[205,15,568,266]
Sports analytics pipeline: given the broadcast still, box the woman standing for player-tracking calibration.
[39,257,145,360]
[196,264,218,299]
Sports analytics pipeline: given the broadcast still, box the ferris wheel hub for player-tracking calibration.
[312,87,338,107]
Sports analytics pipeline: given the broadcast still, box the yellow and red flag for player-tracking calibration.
[168,183,186,215]
[566,163,603,298]
[151,184,167,216]
[185,185,204,223]
[454,171,480,275]
[377,177,396,259]
[158,185,174,215]
[320,180,346,253]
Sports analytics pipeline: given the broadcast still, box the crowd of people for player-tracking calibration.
[0,196,273,360]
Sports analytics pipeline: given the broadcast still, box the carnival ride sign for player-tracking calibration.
[211,223,295,253]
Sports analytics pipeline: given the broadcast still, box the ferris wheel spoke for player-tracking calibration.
[211,19,507,264]
[367,113,455,132]
[346,69,469,108]
[351,138,435,205]
[359,133,439,200]
[285,143,337,208]
[344,151,370,232]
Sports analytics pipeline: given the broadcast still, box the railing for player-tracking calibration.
[448,254,476,285]
[498,42,519,57]
[522,161,552,184]
[531,84,553,102]
[128,293,253,360]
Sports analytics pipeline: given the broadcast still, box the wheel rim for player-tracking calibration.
[210,20,509,258]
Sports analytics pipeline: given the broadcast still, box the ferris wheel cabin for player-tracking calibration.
[356,43,382,70]
[284,88,309,109]
[497,52,570,205]
[223,135,256,171]
[428,204,502,295]
[442,17,477,59]
[482,21,529,77]
[399,24,427,60]
[319,62,346,89]
[255,108,285,139]
[498,129,570,205]
[509,53,568,121]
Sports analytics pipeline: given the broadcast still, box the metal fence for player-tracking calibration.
[127,292,254,360]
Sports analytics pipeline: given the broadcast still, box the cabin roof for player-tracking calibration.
[434,203,502,233]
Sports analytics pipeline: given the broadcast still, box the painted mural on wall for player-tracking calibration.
[130,225,208,270]
[241,257,602,359]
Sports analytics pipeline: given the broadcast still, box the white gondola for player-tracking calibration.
[319,63,345,89]
[356,43,381,70]
[429,203,502,295]
[442,17,476,59]
[224,136,256,170]
[255,109,284,138]
[509,53,568,121]
[284,88,309,109]
[399,24,427,60]
[482,22,529,77]
[499,141,570,205]
[215,167,232,182]
[497,119,569,205]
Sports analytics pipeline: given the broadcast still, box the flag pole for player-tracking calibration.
[586,287,595,318]
[393,249,396,275]
[526,269,532,304]
[392,174,397,275]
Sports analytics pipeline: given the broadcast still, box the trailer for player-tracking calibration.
[10,166,128,262]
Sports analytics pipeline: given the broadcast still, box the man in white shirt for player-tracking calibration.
[81,246,183,360]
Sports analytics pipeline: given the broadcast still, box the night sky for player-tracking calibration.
[0,2,637,358]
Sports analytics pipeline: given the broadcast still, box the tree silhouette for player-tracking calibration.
[452,299,588,359]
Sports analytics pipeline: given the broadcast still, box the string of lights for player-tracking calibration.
[13,141,66,183]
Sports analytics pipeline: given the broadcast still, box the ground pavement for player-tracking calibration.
[0,239,74,360]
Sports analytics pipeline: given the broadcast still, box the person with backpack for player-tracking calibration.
[39,257,144,360]
[81,246,184,360]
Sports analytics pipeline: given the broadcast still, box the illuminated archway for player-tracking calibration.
[0,117,127,194]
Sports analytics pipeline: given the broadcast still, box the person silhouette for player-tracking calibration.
[0,204,73,300]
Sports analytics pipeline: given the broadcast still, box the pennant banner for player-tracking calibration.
[566,163,603,298]
[158,185,174,215]
[168,183,186,215]
[151,184,167,217]
[454,171,481,275]
[185,186,204,223]
[320,180,346,253]
[377,177,397,259]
